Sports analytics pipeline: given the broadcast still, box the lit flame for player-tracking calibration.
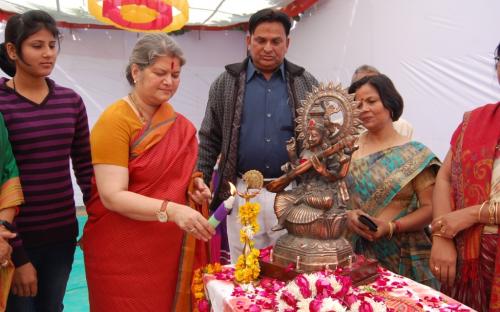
[229,182,236,196]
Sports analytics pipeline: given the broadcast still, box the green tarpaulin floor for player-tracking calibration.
[63,216,89,311]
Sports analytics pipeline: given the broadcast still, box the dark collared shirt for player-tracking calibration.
[237,60,294,178]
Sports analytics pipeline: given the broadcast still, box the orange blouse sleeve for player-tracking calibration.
[90,99,142,168]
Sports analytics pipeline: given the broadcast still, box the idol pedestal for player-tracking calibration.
[259,234,378,286]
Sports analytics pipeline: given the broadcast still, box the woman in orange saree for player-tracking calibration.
[81,34,214,312]
[430,42,500,312]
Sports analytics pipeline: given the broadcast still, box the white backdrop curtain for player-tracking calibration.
[0,0,499,205]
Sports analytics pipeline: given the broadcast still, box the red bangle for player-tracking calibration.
[394,220,401,233]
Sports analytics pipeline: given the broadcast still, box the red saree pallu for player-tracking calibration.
[450,102,500,312]
[82,103,208,311]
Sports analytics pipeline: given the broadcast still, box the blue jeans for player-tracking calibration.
[6,241,76,312]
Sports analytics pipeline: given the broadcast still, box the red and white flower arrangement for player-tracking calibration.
[276,271,387,312]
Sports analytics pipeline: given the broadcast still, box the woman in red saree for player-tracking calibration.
[81,34,214,312]
[430,42,500,311]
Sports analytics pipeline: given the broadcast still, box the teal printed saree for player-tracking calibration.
[346,141,440,288]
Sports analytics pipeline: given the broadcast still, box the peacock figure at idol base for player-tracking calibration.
[265,82,364,273]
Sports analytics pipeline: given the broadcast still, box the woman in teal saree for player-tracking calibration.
[346,74,439,288]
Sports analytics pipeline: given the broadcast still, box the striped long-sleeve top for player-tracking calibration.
[0,77,93,267]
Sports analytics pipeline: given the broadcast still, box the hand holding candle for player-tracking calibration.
[208,182,236,229]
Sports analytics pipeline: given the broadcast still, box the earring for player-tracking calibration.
[133,79,137,84]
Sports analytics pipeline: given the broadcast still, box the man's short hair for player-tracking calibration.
[248,8,291,36]
[351,64,380,84]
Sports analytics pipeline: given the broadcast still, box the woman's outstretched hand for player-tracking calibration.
[167,202,215,242]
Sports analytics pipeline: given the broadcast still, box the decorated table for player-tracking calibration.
[198,264,474,312]
[194,88,477,312]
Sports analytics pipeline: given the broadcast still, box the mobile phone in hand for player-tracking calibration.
[358,215,378,232]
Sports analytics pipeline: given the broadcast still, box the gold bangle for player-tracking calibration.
[478,201,488,222]
[387,222,394,240]
[432,233,453,240]
[488,201,496,224]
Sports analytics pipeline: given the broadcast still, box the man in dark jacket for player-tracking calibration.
[194,8,318,262]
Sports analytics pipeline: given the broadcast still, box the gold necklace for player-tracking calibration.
[128,93,146,123]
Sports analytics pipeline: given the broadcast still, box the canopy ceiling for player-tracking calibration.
[0,0,317,30]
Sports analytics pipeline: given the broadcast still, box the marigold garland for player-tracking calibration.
[238,202,260,243]
[235,248,261,283]
[191,262,222,312]
[235,201,261,284]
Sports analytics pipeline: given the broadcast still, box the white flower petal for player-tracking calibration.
[320,298,347,312]
[285,283,304,301]
[275,272,387,312]
[304,273,318,297]
[297,298,313,311]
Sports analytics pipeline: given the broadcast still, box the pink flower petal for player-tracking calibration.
[315,277,333,297]
[248,304,262,312]
[198,299,210,312]
[295,275,312,298]
[284,263,296,273]
[359,301,374,312]
[280,290,297,307]
[309,298,323,312]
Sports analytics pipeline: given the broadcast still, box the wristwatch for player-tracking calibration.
[0,220,15,232]
[156,200,169,223]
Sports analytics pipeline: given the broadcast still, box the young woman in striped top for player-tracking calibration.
[0,10,92,311]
